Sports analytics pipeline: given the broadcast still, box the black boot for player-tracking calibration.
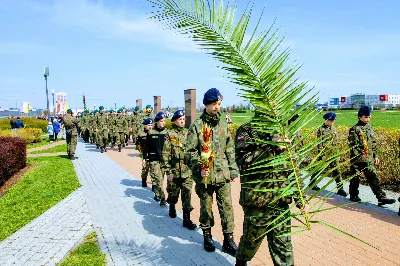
[125,142,129,146]
[378,198,396,207]
[118,145,121,152]
[142,178,147,187]
[154,195,161,202]
[169,204,177,218]
[350,195,361,202]
[160,198,167,206]
[202,228,215,252]
[235,259,247,266]
[337,188,348,197]
[183,211,197,230]
[100,147,104,153]
[96,144,100,149]
[104,146,107,152]
[222,233,238,256]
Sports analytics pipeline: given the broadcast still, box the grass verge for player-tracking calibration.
[27,135,52,149]
[29,143,67,154]
[59,231,106,266]
[0,156,81,241]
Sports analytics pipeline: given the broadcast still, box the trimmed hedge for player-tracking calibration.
[0,137,27,186]
[0,118,48,133]
[0,128,43,144]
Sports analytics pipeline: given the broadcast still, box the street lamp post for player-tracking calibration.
[94,104,96,111]
[115,101,116,111]
[44,67,50,121]
[52,89,55,118]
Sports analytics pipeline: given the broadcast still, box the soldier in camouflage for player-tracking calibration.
[144,105,153,120]
[136,118,153,187]
[348,105,395,206]
[162,110,197,230]
[310,112,348,197]
[108,110,116,147]
[63,108,79,160]
[147,112,168,205]
[95,106,110,153]
[185,88,238,256]
[234,118,309,266]
[81,110,90,143]
[131,106,142,140]
[114,109,128,152]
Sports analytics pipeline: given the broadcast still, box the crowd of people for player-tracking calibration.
[61,88,399,266]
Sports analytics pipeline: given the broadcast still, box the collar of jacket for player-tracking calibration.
[200,110,221,126]
[172,123,184,132]
[154,124,165,132]
[357,120,368,127]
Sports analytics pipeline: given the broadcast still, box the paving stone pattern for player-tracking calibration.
[73,141,236,266]
[0,188,92,266]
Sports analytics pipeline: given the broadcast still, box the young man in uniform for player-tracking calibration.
[113,109,128,152]
[144,105,153,119]
[95,106,110,153]
[63,109,79,160]
[136,118,153,187]
[185,88,239,256]
[234,115,309,266]
[162,110,197,230]
[310,112,348,197]
[147,112,168,205]
[348,105,395,206]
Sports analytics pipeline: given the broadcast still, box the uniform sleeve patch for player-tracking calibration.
[187,131,192,135]
[237,136,245,142]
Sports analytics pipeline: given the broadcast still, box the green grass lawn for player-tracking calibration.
[27,135,52,149]
[59,231,106,266]
[228,110,400,128]
[29,143,67,154]
[0,156,81,241]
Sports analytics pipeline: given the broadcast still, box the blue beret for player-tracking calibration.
[154,112,167,122]
[142,118,153,125]
[172,110,185,121]
[203,88,223,105]
[358,105,371,116]
[323,112,336,120]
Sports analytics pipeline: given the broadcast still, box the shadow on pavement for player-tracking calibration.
[120,178,235,266]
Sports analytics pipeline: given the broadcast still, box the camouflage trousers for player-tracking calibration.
[83,129,90,142]
[195,182,234,233]
[150,161,165,200]
[141,161,150,179]
[167,177,194,212]
[236,205,294,265]
[66,134,77,156]
[115,132,125,145]
[90,130,96,143]
[97,130,109,147]
[349,162,386,199]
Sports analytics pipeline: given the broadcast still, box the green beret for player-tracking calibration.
[67,108,72,113]
[146,105,153,109]
[99,106,104,110]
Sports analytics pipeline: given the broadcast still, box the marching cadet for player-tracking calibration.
[147,112,168,205]
[108,110,116,148]
[348,105,395,206]
[310,112,348,197]
[114,109,128,152]
[92,110,99,147]
[234,116,309,266]
[131,106,142,141]
[144,105,153,119]
[81,110,90,143]
[95,106,110,153]
[162,110,197,230]
[63,109,79,160]
[185,88,238,256]
[136,118,153,187]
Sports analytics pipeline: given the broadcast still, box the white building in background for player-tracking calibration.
[388,94,400,106]
[339,96,352,108]
[56,92,67,114]
[365,95,380,106]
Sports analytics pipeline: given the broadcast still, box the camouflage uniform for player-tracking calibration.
[131,112,142,141]
[108,112,116,146]
[63,113,79,159]
[81,113,90,142]
[114,114,128,148]
[147,125,168,201]
[95,111,109,151]
[348,120,386,200]
[310,124,344,189]
[235,122,296,265]
[162,124,194,212]
[136,129,150,186]
[185,111,238,233]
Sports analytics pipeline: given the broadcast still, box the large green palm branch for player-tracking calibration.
[148,0,374,247]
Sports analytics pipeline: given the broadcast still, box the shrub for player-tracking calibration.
[0,137,27,186]
[0,128,43,144]
[0,118,47,133]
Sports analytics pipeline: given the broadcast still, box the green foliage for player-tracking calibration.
[59,231,106,266]
[27,135,51,149]
[0,128,43,144]
[29,144,67,154]
[149,0,375,245]
[0,156,81,241]
[0,118,48,133]
[165,121,173,130]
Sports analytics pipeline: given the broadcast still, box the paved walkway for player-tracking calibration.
[27,140,66,153]
[0,188,92,266]
[73,140,236,265]
[108,140,400,266]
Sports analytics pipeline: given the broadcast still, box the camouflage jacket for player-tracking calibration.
[114,115,128,133]
[80,115,89,129]
[348,120,378,164]
[63,114,79,135]
[235,122,295,208]
[185,110,238,185]
[317,124,338,153]
[95,112,109,131]
[131,113,142,136]
[146,125,168,162]
[136,129,150,160]
[162,124,192,179]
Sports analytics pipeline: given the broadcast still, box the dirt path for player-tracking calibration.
[27,152,67,158]
[27,140,66,153]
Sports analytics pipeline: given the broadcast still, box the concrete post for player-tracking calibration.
[184,89,196,128]
[136,99,142,110]
[154,96,161,114]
